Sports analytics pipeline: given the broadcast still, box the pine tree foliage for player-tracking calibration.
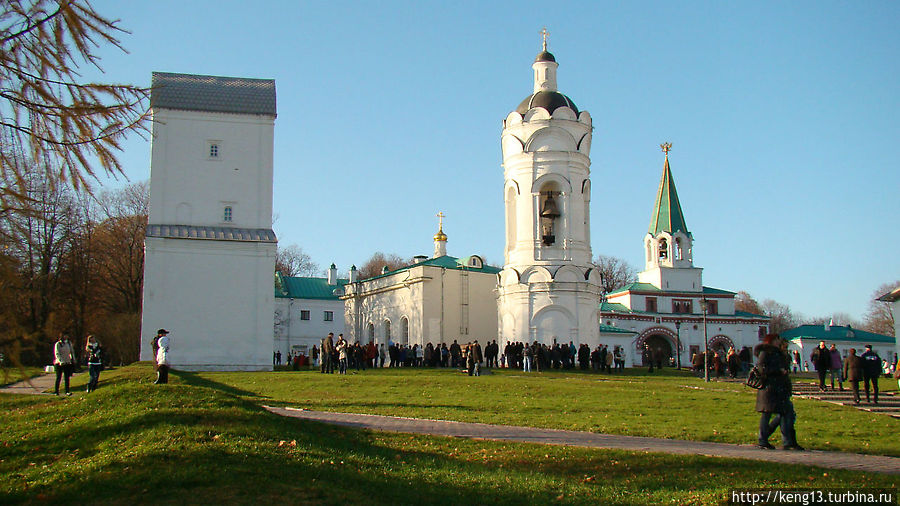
[0,0,150,210]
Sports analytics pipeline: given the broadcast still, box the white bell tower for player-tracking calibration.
[496,32,602,348]
[638,143,703,292]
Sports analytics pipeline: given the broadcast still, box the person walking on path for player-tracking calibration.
[85,335,103,393]
[755,334,802,451]
[154,331,170,384]
[53,334,75,396]
[811,341,831,391]
[828,344,843,391]
[842,348,863,404]
[860,345,882,404]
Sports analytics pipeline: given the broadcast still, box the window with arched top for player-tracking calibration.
[658,238,668,260]
[400,317,409,345]
[674,238,683,260]
[367,323,374,342]
[505,186,516,254]
[384,319,392,343]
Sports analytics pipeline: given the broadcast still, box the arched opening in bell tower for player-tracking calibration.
[538,182,561,246]
[658,237,668,260]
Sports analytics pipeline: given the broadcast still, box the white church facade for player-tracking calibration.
[601,146,769,366]
[140,72,277,371]
[340,224,500,348]
[496,42,603,349]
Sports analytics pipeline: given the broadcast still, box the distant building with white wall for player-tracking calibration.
[601,146,769,366]
[782,324,895,367]
[340,224,500,348]
[140,72,277,371]
[274,264,347,357]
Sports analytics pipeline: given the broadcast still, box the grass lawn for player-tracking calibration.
[1,364,897,505]
[195,366,900,457]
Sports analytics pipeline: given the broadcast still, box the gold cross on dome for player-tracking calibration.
[660,142,672,155]
[436,211,445,230]
[540,27,550,51]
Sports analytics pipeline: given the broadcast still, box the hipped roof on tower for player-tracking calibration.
[648,153,690,237]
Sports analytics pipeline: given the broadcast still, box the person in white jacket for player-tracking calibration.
[53,334,75,396]
[155,332,171,384]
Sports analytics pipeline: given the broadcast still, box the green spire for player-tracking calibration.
[648,144,690,236]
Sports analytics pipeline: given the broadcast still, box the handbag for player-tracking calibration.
[745,365,765,390]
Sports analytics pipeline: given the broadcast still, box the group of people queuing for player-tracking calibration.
[689,346,754,379]
[313,333,381,374]
[301,334,632,376]
[809,341,892,404]
[52,332,105,395]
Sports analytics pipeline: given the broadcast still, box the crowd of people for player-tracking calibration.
[297,335,632,375]
[807,341,893,404]
[688,346,754,379]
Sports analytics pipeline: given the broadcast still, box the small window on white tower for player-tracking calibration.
[208,141,221,159]
[658,238,668,260]
[675,238,683,260]
[223,206,233,222]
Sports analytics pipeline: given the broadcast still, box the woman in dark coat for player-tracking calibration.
[754,335,803,450]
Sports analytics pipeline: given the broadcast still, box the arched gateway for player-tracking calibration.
[634,326,678,366]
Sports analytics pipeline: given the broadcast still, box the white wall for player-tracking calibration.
[274,298,345,356]
[149,109,274,229]
[140,238,275,370]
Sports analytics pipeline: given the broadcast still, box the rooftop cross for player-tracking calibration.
[660,142,672,157]
[436,211,445,231]
[540,27,549,51]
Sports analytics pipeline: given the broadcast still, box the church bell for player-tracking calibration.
[540,194,560,219]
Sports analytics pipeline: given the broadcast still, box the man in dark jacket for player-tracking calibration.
[810,341,831,391]
[755,334,803,450]
[860,345,882,404]
[842,348,863,404]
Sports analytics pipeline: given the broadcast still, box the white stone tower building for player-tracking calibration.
[496,39,602,347]
[140,72,277,371]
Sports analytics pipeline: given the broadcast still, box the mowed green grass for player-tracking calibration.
[1,365,897,505]
[196,365,900,457]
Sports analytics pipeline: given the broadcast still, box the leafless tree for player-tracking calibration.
[0,0,150,212]
[594,254,637,295]
[358,251,407,280]
[862,281,898,337]
[759,299,799,335]
[275,244,321,277]
[734,291,764,316]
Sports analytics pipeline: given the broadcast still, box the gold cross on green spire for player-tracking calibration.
[660,142,672,156]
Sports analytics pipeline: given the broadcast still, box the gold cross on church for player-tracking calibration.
[660,142,672,155]
[540,27,550,51]
[436,211,445,230]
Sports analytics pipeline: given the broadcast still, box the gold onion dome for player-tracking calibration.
[434,228,447,242]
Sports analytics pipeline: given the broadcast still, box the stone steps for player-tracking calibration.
[792,381,900,418]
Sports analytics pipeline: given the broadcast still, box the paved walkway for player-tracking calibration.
[1,372,73,395]
[264,406,900,475]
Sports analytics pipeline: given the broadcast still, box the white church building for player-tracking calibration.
[339,222,500,348]
[140,72,277,371]
[600,146,769,366]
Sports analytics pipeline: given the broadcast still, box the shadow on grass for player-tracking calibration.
[173,370,265,399]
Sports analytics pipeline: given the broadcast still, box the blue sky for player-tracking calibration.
[88,0,899,321]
